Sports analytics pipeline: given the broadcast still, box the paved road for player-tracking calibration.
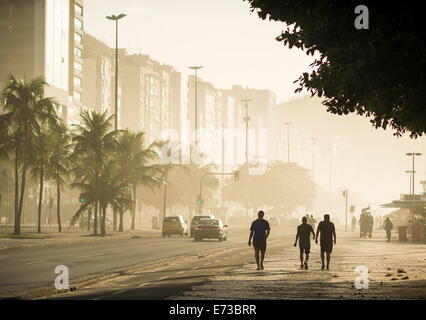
[0,227,287,298]
[44,233,287,300]
[171,231,426,300]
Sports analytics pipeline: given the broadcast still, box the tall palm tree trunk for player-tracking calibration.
[100,205,106,236]
[119,209,124,232]
[93,201,98,236]
[14,150,20,235]
[16,163,27,235]
[131,185,137,230]
[113,209,117,231]
[87,207,92,231]
[56,182,61,232]
[37,165,44,233]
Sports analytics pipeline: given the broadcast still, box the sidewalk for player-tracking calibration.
[170,232,426,300]
[0,227,161,251]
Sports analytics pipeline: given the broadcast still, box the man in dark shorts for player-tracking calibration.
[315,214,336,270]
[294,216,315,270]
[248,210,271,270]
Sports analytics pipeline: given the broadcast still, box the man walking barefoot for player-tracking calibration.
[249,210,271,270]
[316,214,336,270]
[294,216,315,270]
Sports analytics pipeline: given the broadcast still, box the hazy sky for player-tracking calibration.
[84,0,314,103]
[85,0,426,214]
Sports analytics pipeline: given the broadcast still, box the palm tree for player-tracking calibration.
[115,131,163,231]
[30,126,52,233]
[0,76,57,235]
[47,122,71,233]
[71,110,117,236]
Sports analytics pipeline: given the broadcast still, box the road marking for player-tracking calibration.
[138,282,150,287]
[176,271,185,275]
[76,253,104,259]
[158,276,168,280]
[112,290,127,295]
[25,260,45,265]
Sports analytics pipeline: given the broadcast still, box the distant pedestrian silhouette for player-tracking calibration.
[249,210,270,270]
[351,216,357,232]
[383,217,393,242]
[294,216,315,270]
[316,214,336,270]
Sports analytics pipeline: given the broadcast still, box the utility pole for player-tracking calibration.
[310,138,317,181]
[189,66,204,162]
[342,190,348,232]
[106,13,126,232]
[405,170,414,194]
[242,99,252,165]
[329,148,333,193]
[161,171,168,229]
[221,123,225,209]
[284,122,292,163]
[406,152,422,195]
[106,13,126,131]
[310,138,317,213]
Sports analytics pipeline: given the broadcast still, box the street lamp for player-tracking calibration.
[405,170,415,194]
[106,13,126,132]
[284,122,292,163]
[107,13,126,232]
[188,66,204,160]
[241,98,252,165]
[342,190,348,232]
[406,152,422,195]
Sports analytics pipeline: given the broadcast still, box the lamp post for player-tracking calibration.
[189,66,204,162]
[284,122,292,163]
[106,13,126,132]
[406,152,422,195]
[107,13,126,232]
[342,190,348,232]
[405,170,415,194]
[242,99,252,165]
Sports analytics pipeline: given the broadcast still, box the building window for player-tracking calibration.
[75,3,83,16]
[74,47,82,58]
[74,17,83,30]
[74,32,82,44]
[74,76,82,88]
[74,61,83,72]
[73,91,82,103]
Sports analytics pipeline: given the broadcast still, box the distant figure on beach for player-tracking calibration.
[351,216,357,232]
[383,217,393,242]
[316,214,336,270]
[309,214,317,230]
[248,210,270,270]
[294,216,315,270]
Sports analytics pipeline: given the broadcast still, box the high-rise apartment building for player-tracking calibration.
[0,0,85,125]
[82,33,123,124]
[120,54,182,145]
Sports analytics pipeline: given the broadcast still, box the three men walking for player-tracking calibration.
[249,211,337,270]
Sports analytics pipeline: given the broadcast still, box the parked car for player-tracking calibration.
[194,218,228,242]
[162,215,189,237]
[190,214,216,237]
